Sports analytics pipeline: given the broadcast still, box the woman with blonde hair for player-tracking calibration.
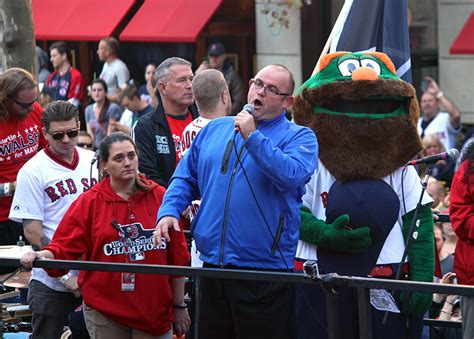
[421,134,455,187]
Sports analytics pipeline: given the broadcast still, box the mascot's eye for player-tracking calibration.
[338,59,361,76]
[360,59,381,75]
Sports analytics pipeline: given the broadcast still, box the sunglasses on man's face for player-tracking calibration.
[48,128,80,140]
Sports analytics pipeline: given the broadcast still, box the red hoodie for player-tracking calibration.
[450,160,474,286]
[45,176,190,335]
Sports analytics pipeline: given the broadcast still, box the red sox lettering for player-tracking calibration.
[45,177,98,202]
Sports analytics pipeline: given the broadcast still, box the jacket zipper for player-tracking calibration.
[271,213,285,256]
[220,143,246,267]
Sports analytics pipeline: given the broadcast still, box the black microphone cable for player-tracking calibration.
[231,131,331,333]
[231,131,290,271]
[89,149,100,189]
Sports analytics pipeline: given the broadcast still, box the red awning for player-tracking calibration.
[450,12,474,54]
[32,0,135,41]
[119,0,222,42]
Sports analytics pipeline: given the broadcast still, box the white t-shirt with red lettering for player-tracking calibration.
[9,147,98,291]
[181,117,212,156]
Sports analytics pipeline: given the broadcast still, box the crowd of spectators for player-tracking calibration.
[0,40,472,339]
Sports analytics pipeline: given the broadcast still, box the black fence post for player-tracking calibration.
[357,287,372,339]
[325,287,341,339]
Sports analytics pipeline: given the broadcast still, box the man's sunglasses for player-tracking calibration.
[14,99,36,109]
[48,128,80,140]
[77,142,93,148]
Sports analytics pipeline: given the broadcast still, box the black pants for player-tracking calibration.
[199,263,297,339]
[28,280,81,339]
[0,219,26,274]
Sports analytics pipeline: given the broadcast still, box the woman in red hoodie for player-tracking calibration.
[449,141,474,339]
[21,132,190,338]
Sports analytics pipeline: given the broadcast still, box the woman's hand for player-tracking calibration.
[173,308,191,337]
[440,272,456,285]
[433,272,457,303]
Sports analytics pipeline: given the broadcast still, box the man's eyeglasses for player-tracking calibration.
[77,142,93,148]
[250,78,292,97]
[14,99,36,109]
[48,128,80,140]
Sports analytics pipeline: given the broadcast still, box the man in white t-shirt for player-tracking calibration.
[97,37,130,101]
[417,77,461,150]
[182,69,231,266]
[9,101,98,338]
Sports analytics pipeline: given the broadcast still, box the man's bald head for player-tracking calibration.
[192,69,230,115]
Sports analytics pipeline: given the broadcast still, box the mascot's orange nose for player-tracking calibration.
[351,67,379,81]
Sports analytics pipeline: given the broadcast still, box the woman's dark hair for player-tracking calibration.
[91,79,110,123]
[99,132,151,191]
[461,141,474,164]
[460,141,474,180]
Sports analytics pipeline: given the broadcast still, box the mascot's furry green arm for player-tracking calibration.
[294,51,435,315]
[402,204,435,315]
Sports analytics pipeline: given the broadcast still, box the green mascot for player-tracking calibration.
[292,51,434,339]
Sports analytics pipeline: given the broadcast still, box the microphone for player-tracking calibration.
[234,104,255,135]
[406,148,459,166]
[243,103,255,115]
[91,149,100,165]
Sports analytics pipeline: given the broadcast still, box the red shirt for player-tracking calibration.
[45,177,190,335]
[165,112,193,166]
[0,102,47,220]
[450,160,474,285]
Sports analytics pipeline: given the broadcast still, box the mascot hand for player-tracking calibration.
[300,206,371,254]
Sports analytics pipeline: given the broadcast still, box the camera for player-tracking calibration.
[420,78,430,93]
[303,260,321,281]
[451,275,458,284]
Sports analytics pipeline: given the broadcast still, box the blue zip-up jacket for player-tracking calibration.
[158,113,318,269]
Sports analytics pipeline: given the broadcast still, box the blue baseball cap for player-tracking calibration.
[208,42,226,56]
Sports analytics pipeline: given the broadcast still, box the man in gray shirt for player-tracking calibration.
[97,37,130,101]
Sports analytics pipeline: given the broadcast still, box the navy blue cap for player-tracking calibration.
[208,42,226,56]
[317,179,400,276]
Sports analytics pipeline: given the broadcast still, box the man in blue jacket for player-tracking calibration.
[154,64,318,339]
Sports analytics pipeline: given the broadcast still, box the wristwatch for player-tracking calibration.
[58,272,73,284]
